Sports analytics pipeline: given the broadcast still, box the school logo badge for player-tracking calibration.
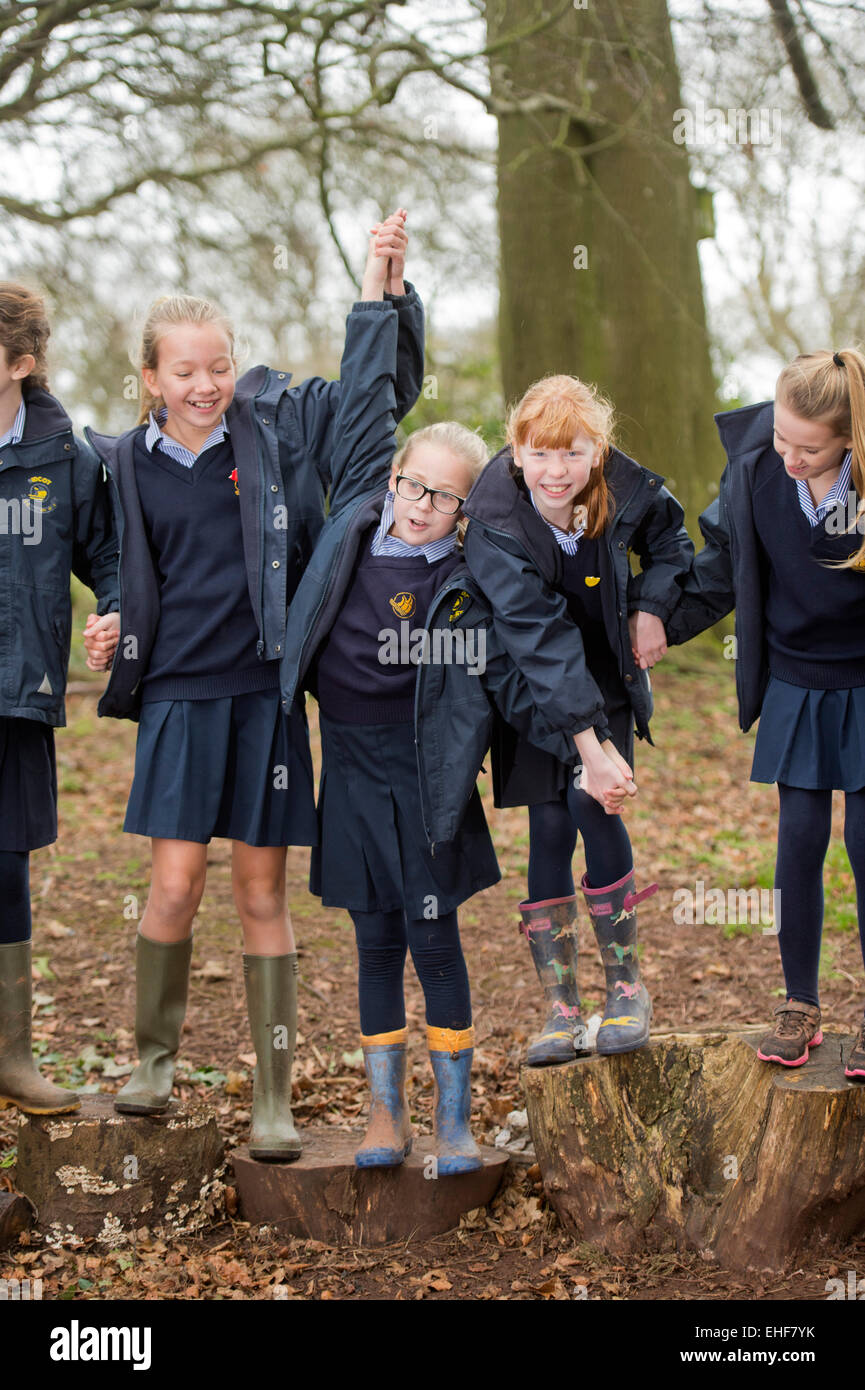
[229,467,239,495]
[25,476,57,514]
[389,591,415,618]
[449,590,470,624]
[584,575,601,587]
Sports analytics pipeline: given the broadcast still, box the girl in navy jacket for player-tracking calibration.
[463,375,692,1065]
[83,213,424,1160]
[0,282,118,1117]
[664,348,865,1076]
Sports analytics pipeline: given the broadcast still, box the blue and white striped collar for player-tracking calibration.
[796,450,853,527]
[370,491,459,564]
[529,488,585,554]
[0,399,26,449]
[145,407,229,468]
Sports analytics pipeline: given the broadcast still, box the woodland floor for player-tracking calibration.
[3,630,865,1302]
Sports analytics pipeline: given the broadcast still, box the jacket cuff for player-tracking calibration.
[383,280,419,305]
[571,711,608,737]
[628,598,671,622]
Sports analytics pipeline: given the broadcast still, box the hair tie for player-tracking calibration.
[833,351,845,368]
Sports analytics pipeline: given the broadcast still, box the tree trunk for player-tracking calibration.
[523,1029,865,1272]
[15,1095,226,1245]
[487,0,723,527]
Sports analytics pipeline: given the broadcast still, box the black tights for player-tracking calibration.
[775,783,865,1009]
[350,907,472,1035]
[0,851,31,943]
[527,778,634,901]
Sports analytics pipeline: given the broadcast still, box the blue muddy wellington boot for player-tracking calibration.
[519,895,591,1065]
[428,1025,482,1176]
[355,1028,413,1168]
[581,869,658,1055]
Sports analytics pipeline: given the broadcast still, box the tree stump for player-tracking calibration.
[15,1095,226,1245]
[522,1028,865,1272]
[231,1129,509,1246]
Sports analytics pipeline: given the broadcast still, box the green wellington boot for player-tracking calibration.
[0,941,79,1114]
[581,869,658,1055]
[519,896,591,1065]
[114,933,193,1115]
[243,953,301,1162]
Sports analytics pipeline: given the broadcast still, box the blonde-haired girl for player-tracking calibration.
[462,374,693,1064]
[81,212,425,1158]
[666,348,865,1076]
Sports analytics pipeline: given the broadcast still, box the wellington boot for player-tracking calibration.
[354,1028,412,1168]
[519,895,590,1065]
[243,953,301,1162]
[428,1026,482,1176]
[0,941,79,1114]
[114,933,193,1115]
[581,869,658,1055]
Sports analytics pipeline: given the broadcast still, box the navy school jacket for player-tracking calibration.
[85,287,424,721]
[0,386,119,726]
[664,400,795,732]
[461,446,694,805]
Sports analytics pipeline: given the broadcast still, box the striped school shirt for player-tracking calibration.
[0,400,26,449]
[530,489,585,555]
[145,407,229,468]
[796,450,853,526]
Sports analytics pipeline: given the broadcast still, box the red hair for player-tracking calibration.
[506,375,615,536]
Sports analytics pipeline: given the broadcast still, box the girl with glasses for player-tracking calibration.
[282,403,499,1175]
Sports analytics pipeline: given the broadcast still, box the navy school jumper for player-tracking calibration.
[85,287,424,721]
[0,385,119,727]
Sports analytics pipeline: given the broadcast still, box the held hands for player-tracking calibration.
[629,610,668,670]
[83,611,120,673]
[361,208,408,300]
[575,730,638,815]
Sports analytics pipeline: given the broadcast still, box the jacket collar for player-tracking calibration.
[12,385,73,444]
[714,400,774,460]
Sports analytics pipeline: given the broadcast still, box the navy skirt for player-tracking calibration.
[751,676,865,792]
[312,715,501,916]
[124,690,318,846]
[0,717,57,851]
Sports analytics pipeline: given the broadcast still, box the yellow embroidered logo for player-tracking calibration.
[389,591,416,618]
[25,476,57,513]
[449,590,470,624]
[584,575,601,587]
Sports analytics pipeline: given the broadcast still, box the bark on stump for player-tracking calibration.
[15,1095,226,1245]
[231,1129,509,1245]
[522,1028,865,1272]
[0,1191,33,1249]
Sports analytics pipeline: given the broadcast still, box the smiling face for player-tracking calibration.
[773,400,852,490]
[513,429,602,528]
[141,323,236,450]
[387,441,473,547]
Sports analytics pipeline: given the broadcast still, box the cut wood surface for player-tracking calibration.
[523,1028,865,1272]
[231,1129,509,1246]
[16,1095,226,1245]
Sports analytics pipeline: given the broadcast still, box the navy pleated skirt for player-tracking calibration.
[124,690,318,846]
[0,716,57,851]
[751,676,865,792]
[312,714,500,916]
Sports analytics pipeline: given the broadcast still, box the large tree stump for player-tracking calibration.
[16,1095,226,1245]
[523,1028,865,1272]
[231,1129,509,1245]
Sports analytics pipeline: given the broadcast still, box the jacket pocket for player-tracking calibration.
[5,583,68,716]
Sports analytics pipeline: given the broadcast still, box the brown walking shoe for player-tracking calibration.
[757,999,822,1067]
[844,1019,865,1080]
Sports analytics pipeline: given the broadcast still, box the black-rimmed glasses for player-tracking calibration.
[394,473,465,515]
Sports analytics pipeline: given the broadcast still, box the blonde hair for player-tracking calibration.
[135,294,237,425]
[393,421,489,544]
[506,374,615,538]
[776,347,865,570]
[0,282,51,392]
